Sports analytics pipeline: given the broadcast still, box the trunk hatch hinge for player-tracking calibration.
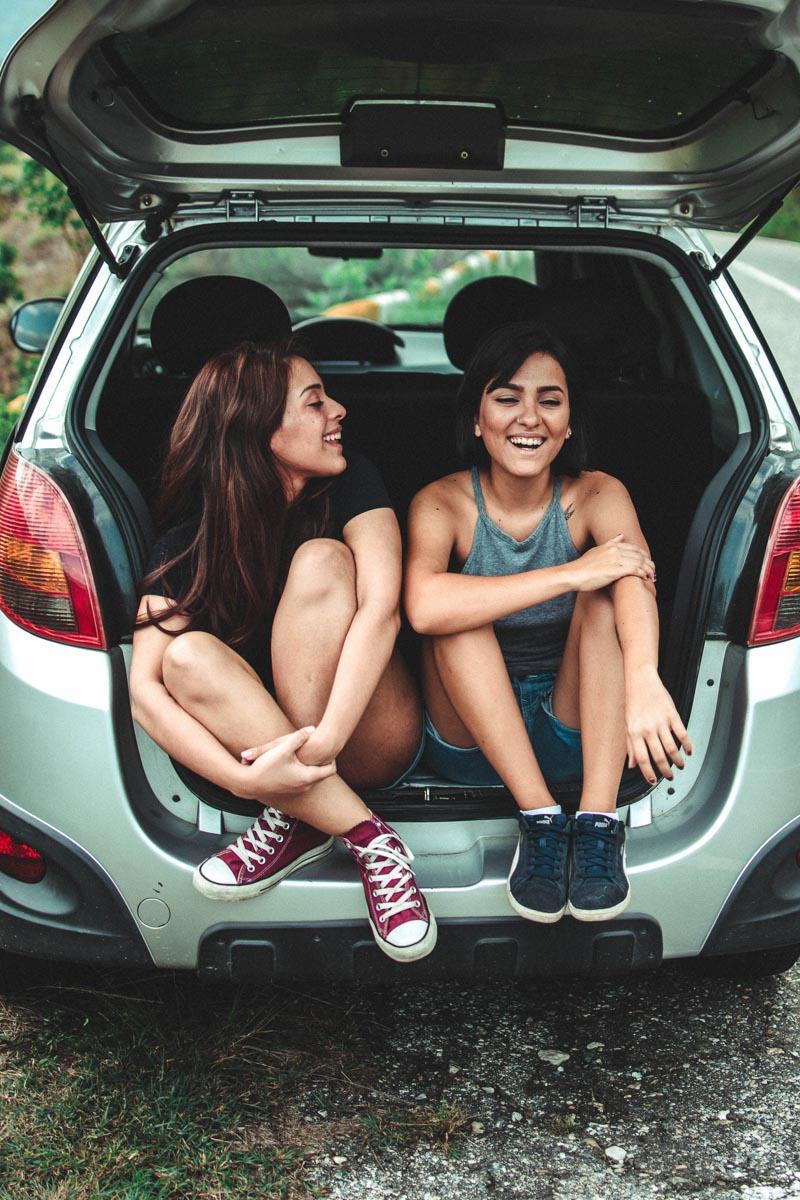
[20,96,139,280]
[226,191,261,221]
[705,176,800,282]
[571,196,614,229]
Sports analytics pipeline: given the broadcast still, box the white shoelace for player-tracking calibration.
[228,808,291,872]
[352,833,421,923]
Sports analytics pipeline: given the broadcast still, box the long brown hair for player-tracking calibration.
[138,339,333,644]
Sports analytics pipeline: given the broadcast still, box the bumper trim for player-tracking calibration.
[198,915,662,982]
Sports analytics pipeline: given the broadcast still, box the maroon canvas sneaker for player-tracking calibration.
[341,814,437,962]
[192,808,333,901]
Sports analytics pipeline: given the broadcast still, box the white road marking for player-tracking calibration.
[734,260,800,305]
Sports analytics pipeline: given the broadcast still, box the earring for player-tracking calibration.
[474,423,481,437]
[566,428,572,439]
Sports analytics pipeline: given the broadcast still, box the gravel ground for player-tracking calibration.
[306,962,800,1200]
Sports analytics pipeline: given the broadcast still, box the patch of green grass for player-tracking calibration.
[359,1098,466,1152]
[0,961,466,1199]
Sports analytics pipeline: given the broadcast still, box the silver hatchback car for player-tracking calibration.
[1,0,799,982]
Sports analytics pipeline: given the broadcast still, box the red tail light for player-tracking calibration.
[749,477,800,645]
[0,451,106,648]
[0,829,46,884]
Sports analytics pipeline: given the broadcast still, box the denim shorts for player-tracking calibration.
[424,671,583,787]
[380,726,427,790]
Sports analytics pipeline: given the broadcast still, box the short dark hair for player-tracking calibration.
[455,322,588,477]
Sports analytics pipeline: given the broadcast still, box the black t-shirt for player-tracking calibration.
[140,452,391,685]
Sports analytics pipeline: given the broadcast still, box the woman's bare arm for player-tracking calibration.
[404,481,654,636]
[583,473,692,782]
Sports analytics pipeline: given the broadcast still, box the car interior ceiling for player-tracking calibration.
[94,250,730,650]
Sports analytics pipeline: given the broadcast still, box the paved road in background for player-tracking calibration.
[709,232,800,401]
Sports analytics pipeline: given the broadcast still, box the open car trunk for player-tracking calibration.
[80,220,758,827]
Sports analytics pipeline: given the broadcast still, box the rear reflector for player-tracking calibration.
[0,451,106,647]
[0,829,46,884]
[749,478,800,645]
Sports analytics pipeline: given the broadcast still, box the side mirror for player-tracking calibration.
[8,298,65,353]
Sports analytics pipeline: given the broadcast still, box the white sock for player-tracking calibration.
[577,809,618,821]
[520,804,562,817]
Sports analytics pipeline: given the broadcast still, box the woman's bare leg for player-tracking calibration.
[550,588,627,813]
[161,631,369,835]
[271,539,422,788]
[423,630,554,810]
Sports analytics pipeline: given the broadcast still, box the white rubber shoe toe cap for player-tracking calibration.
[197,857,237,886]
[386,919,430,948]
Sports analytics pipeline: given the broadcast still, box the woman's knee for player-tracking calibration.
[162,630,224,698]
[284,538,356,604]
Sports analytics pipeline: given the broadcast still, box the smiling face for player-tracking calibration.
[269,357,346,496]
[475,352,570,483]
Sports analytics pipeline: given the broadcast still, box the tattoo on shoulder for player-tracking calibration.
[564,503,575,521]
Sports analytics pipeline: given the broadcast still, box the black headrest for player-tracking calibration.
[150,276,292,375]
[293,316,404,365]
[442,276,542,369]
[543,281,660,378]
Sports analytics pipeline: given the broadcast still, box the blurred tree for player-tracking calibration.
[17,159,90,269]
[762,190,800,241]
[0,241,21,306]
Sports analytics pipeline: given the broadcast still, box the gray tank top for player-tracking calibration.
[461,467,580,677]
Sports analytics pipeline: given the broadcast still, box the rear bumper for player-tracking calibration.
[701,815,800,957]
[1,617,800,975]
[0,805,151,968]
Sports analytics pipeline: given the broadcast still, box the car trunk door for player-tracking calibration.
[2,0,800,228]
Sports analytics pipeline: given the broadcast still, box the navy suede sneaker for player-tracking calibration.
[568,813,631,921]
[506,811,570,923]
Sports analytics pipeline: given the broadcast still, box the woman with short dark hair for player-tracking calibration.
[405,322,690,925]
[130,340,436,962]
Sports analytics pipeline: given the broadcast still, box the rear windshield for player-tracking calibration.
[138,247,536,332]
[103,0,773,137]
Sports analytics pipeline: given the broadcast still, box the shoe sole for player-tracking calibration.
[567,891,632,922]
[367,910,438,963]
[505,842,567,924]
[192,838,335,901]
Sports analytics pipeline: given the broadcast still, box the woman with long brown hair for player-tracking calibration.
[129,340,436,962]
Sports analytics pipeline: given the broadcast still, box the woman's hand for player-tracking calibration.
[238,727,336,799]
[625,665,693,785]
[570,534,655,592]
